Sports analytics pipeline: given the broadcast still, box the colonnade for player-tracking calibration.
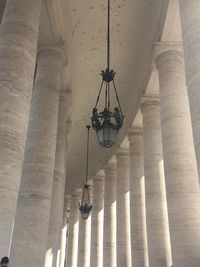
[0,0,199,267]
[65,45,200,267]
[0,0,70,266]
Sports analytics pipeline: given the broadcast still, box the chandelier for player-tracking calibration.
[91,0,124,148]
[79,126,93,220]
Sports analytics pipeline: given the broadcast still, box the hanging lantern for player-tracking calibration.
[79,126,93,220]
[91,0,124,148]
[79,184,92,220]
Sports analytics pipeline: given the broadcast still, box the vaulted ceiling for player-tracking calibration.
[38,0,170,193]
[0,0,182,193]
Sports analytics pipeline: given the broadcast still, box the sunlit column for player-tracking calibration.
[77,214,91,267]
[141,95,172,266]
[10,44,65,267]
[179,0,200,179]
[0,0,42,256]
[90,171,104,267]
[156,43,200,267]
[45,88,70,267]
[128,126,149,267]
[60,196,71,267]
[116,147,132,267]
[103,161,117,267]
[66,190,81,267]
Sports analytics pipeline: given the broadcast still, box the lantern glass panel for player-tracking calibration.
[103,127,110,144]
[109,127,118,144]
[97,126,118,148]
[97,128,104,146]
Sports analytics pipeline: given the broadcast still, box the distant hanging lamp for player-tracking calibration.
[91,0,124,148]
[79,126,93,220]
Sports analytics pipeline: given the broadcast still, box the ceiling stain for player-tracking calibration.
[72,19,81,36]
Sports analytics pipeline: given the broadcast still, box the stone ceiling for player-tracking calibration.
[1,0,181,194]
[39,0,170,193]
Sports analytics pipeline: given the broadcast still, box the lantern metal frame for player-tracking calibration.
[79,126,93,220]
[91,0,124,148]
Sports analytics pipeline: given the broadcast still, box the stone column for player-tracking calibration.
[60,110,72,267]
[103,161,117,267]
[128,126,149,267]
[45,89,70,267]
[10,44,65,267]
[116,147,132,267]
[77,214,91,267]
[155,43,200,267]
[179,0,200,179]
[90,171,104,267]
[0,0,42,257]
[59,196,71,267]
[141,95,172,266]
[66,190,81,267]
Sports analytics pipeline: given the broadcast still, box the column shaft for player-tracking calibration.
[103,162,117,267]
[128,126,149,267]
[10,45,64,267]
[45,89,69,267]
[179,0,200,179]
[141,96,172,266]
[77,215,91,267]
[90,173,104,267]
[0,0,42,256]
[116,148,132,267]
[67,191,81,267]
[59,196,71,267]
[156,45,200,266]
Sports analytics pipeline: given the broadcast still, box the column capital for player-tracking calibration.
[37,42,67,65]
[94,170,105,182]
[64,194,71,204]
[104,159,117,173]
[141,95,160,112]
[154,42,184,64]
[128,126,143,141]
[116,146,129,158]
[71,188,82,199]
[155,41,183,56]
